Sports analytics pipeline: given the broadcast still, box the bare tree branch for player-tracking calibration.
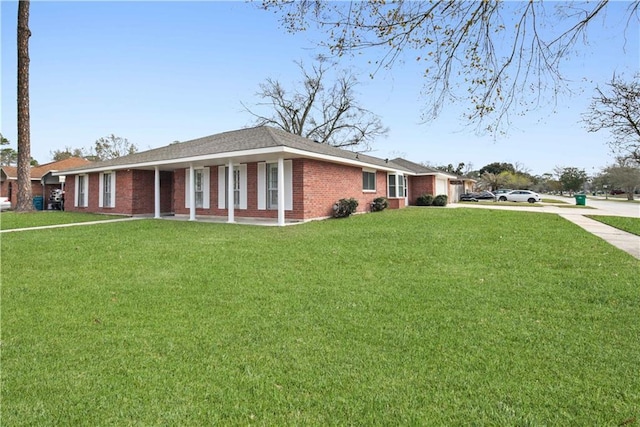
[243,56,388,151]
[260,0,640,136]
[583,73,640,164]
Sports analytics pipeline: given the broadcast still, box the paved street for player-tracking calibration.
[574,196,640,218]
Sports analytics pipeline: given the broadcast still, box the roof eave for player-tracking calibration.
[54,145,412,175]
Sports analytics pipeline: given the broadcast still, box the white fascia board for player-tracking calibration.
[281,147,409,173]
[415,172,458,179]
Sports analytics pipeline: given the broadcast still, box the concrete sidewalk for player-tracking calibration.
[559,214,640,259]
[450,203,640,260]
[0,217,142,233]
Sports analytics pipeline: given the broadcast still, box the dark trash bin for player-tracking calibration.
[574,194,586,206]
[33,195,44,210]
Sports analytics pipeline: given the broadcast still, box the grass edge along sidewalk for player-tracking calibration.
[2,208,639,425]
[0,211,130,231]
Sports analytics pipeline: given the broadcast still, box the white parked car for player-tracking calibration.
[0,197,11,211]
[497,190,541,203]
[493,189,513,199]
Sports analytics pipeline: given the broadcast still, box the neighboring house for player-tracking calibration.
[0,157,92,209]
[54,126,460,225]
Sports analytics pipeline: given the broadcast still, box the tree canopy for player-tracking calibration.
[261,1,639,135]
[558,167,588,193]
[50,135,137,162]
[597,158,640,200]
[1,133,18,166]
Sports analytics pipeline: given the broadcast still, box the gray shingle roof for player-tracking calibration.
[59,126,412,173]
[390,157,456,176]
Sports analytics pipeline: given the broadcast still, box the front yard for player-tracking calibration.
[1,208,638,425]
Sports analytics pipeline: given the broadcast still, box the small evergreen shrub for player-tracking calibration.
[332,198,359,218]
[370,197,389,212]
[432,194,448,206]
[416,194,434,206]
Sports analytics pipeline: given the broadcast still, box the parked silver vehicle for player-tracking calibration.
[0,197,11,211]
[497,190,541,203]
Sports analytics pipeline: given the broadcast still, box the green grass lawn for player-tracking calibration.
[587,215,640,236]
[2,208,638,425]
[0,211,126,230]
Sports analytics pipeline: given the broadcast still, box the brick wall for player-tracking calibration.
[408,175,436,205]
[63,158,405,220]
[301,159,389,218]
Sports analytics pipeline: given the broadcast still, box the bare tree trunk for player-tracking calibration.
[16,0,32,212]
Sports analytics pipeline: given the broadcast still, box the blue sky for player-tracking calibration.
[1,1,638,176]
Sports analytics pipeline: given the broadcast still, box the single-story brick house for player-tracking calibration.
[54,126,469,225]
[0,157,92,209]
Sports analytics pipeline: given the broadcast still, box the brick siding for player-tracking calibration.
[64,158,410,220]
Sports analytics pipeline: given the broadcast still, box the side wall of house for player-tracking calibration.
[63,158,397,220]
[64,171,131,215]
[301,159,388,218]
[408,176,436,205]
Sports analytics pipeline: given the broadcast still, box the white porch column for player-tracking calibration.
[277,157,285,226]
[227,159,235,223]
[154,166,161,219]
[189,164,196,221]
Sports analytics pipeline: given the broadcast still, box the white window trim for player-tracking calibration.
[185,167,210,209]
[98,171,116,208]
[387,172,405,199]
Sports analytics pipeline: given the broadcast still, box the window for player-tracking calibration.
[218,165,246,209]
[257,160,292,211]
[103,173,112,207]
[185,167,210,209]
[388,174,396,198]
[194,169,204,208]
[233,168,240,207]
[222,167,241,208]
[76,175,87,207]
[388,173,405,198]
[99,172,116,208]
[363,170,376,191]
[267,163,278,209]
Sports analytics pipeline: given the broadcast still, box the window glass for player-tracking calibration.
[194,169,204,208]
[233,168,240,208]
[78,175,86,206]
[103,173,112,207]
[363,171,376,191]
[388,174,397,198]
[267,163,278,209]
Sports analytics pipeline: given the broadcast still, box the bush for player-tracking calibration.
[333,198,359,218]
[370,197,388,212]
[432,194,448,206]
[416,194,434,206]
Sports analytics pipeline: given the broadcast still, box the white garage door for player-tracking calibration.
[436,178,448,196]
